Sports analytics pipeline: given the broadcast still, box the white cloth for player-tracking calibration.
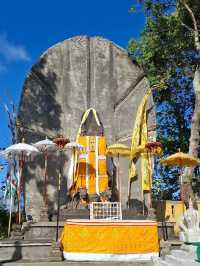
[63,252,159,261]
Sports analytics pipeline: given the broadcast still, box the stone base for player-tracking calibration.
[2,260,154,265]
[23,222,64,240]
[10,224,24,240]
[22,220,177,242]
[39,206,49,222]
[0,239,52,262]
[180,231,200,243]
[49,241,63,261]
[59,208,147,221]
[147,208,156,220]
[58,208,90,221]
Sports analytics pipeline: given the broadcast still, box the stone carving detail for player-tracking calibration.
[70,36,88,50]
[179,199,200,243]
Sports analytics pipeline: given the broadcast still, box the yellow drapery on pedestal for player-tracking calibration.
[68,108,101,189]
[75,135,108,194]
[68,108,108,194]
[60,220,159,256]
[129,90,152,191]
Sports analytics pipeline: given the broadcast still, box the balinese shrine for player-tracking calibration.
[2,36,160,262]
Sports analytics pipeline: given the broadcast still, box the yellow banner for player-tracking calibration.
[129,90,152,191]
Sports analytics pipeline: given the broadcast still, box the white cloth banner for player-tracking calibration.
[63,252,159,262]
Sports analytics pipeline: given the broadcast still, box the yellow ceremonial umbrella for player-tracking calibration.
[131,145,146,159]
[106,143,131,202]
[160,151,200,201]
[160,152,200,167]
[131,142,163,159]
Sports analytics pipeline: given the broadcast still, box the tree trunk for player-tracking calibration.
[183,68,200,200]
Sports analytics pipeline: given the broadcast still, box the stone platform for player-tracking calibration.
[22,221,175,241]
[1,261,153,266]
[58,208,147,221]
[0,229,177,265]
[22,222,65,240]
[0,239,153,265]
[0,239,52,263]
[22,209,152,240]
[154,245,200,266]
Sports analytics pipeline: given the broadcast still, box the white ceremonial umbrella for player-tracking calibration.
[66,142,85,184]
[5,143,39,159]
[33,138,56,207]
[4,140,39,224]
[65,142,85,150]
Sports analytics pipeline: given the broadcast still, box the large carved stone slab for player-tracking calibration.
[18,36,156,220]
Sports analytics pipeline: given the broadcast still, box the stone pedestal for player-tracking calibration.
[10,224,24,240]
[39,206,49,222]
[180,231,200,243]
[147,207,157,220]
[49,241,63,261]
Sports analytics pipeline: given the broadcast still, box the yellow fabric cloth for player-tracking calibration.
[60,220,159,254]
[76,108,101,139]
[69,108,102,189]
[75,136,108,194]
[129,90,152,191]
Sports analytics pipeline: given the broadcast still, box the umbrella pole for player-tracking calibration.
[18,157,23,225]
[72,148,75,185]
[180,168,185,215]
[117,153,121,202]
[72,148,75,209]
[141,174,144,215]
[56,150,62,242]
[44,152,48,207]
[142,190,145,216]
[8,192,12,237]
[8,170,12,237]
[127,178,131,208]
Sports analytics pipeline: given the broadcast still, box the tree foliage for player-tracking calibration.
[128,0,200,199]
[129,0,199,87]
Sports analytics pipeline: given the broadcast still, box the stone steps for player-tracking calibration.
[152,258,173,266]
[152,248,199,266]
[2,261,153,266]
[165,254,199,266]
[170,249,192,258]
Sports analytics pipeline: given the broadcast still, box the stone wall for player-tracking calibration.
[18,36,156,220]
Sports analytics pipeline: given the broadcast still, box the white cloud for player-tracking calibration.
[0,34,30,62]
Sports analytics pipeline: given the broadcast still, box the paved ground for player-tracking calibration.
[0,261,153,266]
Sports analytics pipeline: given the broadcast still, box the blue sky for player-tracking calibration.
[0,0,145,180]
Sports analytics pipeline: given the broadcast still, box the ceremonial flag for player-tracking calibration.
[4,160,19,204]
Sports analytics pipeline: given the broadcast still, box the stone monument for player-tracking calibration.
[179,199,200,242]
[18,36,156,221]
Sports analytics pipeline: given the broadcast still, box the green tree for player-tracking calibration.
[129,0,200,199]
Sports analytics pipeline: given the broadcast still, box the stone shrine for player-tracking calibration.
[18,36,156,221]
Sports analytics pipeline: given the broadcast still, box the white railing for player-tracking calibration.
[90,202,122,220]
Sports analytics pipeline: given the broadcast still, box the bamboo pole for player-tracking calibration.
[8,165,13,237]
[18,155,24,225]
[44,152,48,207]
[117,153,121,202]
